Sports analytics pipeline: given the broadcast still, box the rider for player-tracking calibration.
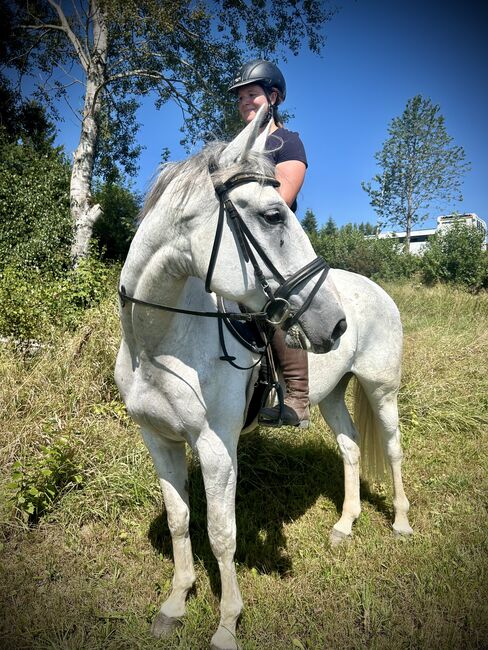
[229,59,310,428]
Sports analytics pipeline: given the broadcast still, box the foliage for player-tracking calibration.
[0,75,57,152]
[0,131,72,274]
[301,209,318,236]
[93,180,140,260]
[7,433,85,525]
[310,218,418,280]
[0,256,112,340]
[419,222,488,291]
[362,95,470,251]
[5,0,336,177]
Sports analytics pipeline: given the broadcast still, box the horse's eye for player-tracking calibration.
[262,209,284,225]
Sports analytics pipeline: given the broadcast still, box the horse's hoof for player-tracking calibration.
[151,611,182,638]
[210,626,239,650]
[329,528,351,547]
[393,524,414,538]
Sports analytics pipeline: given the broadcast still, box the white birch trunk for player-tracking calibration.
[70,1,107,264]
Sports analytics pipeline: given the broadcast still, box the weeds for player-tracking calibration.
[7,432,85,525]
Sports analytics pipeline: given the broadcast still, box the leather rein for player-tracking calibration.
[119,171,329,329]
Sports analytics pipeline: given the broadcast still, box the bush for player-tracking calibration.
[420,223,488,291]
[0,256,113,341]
[0,134,72,274]
[312,225,418,280]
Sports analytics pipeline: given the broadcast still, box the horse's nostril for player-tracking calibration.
[332,318,347,342]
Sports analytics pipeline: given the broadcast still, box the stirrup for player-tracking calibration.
[259,404,310,429]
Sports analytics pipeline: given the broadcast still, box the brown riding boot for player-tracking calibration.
[259,328,310,428]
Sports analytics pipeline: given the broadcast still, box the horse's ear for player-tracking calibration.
[218,105,267,167]
[252,119,273,154]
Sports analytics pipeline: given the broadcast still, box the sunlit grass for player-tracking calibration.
[1,283,487,648]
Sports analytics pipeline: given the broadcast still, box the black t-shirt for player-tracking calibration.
[265,128,307,213]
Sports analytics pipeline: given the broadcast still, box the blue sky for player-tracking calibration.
[54,0,487,230]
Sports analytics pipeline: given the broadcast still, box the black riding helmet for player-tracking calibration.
[228,59,286,103]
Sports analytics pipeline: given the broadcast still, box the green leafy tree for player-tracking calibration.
[4,0,335,263]
[93,180,141,260]
[323,216,337,237]
[358,221,376,236]
[0,130,71,274]
[362,95,470,252]
[0,75,56,152]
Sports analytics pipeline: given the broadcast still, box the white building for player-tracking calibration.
[373,213,487,254]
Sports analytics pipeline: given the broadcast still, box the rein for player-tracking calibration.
[119,170,329,330]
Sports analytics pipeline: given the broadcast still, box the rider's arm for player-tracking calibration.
[275,160,307,208]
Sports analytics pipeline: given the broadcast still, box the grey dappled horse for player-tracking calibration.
[115,108,412,649]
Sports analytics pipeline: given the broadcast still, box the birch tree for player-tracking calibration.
[361,95,470,252]
[3,0,335,263]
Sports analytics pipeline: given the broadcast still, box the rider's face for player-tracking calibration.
[237,84,277,124]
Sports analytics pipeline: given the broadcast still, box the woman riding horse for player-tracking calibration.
[229,59,310,428]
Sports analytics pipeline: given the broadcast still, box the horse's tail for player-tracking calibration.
[353,378,387,481]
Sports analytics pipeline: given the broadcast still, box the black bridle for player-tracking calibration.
[119,171,329,329]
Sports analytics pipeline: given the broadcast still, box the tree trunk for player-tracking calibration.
[404,214,411,254]
[70,1,107,264]
[404,192,413,254]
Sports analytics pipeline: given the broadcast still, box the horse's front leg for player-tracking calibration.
[196,428,242,650]
[141,429,196,636]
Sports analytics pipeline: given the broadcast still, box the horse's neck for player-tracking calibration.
[120,209,219,354]
[123,208,191,305]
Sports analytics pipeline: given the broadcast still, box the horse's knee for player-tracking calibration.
[166,510,190,538]
[207,523,237,560]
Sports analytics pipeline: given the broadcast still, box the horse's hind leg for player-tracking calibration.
[141,429,196,637]
[359,383,413,536]
[319,375,361,545]
[196,428,242,650]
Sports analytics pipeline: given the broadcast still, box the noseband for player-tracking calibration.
[206,172,329,329]
[119,171,329,329]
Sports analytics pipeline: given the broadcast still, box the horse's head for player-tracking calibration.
[189,106,347,354]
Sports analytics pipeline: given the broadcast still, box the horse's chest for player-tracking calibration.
[117,351,205,437]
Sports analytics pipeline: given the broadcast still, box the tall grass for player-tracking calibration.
[1,283,487,649]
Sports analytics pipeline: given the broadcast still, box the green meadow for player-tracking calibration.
[1,282,487,649]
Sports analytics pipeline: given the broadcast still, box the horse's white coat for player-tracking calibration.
[115,109,412,649]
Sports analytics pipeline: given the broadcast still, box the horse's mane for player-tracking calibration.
[139,141,276,222]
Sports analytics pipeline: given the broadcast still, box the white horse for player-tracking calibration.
[115,107,412,650]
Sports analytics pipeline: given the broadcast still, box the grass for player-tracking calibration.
[0,282,487,649]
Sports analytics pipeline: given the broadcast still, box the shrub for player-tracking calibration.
[0,256,113,341]
[420,222,488,291]
[313,225,418,280]
[0,134,72,274]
